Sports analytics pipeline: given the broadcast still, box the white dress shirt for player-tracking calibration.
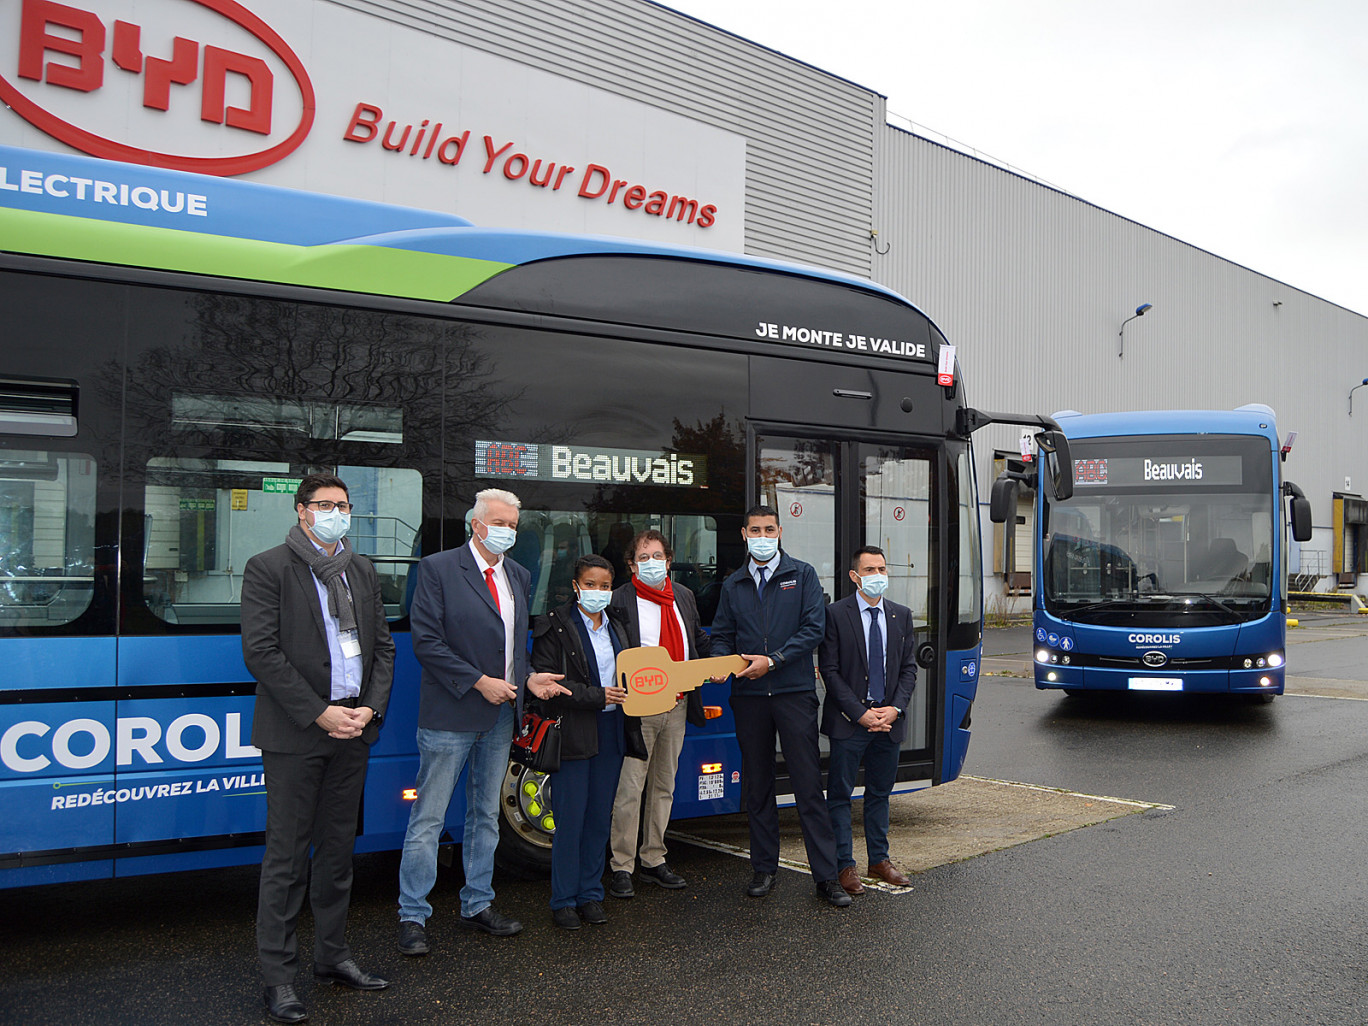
[470,539,517,682]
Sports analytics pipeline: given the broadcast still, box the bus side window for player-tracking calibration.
[143,459,422,625]
[492,510,719,618]
[0,450,96,628]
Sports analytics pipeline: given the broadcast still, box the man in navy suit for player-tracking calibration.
[396,488,568,953]
[819,545,917,896]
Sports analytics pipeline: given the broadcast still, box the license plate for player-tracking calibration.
[697,772,724,800]
[1128,677,1183,691]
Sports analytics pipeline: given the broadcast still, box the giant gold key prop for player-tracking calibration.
[615,647,748,717]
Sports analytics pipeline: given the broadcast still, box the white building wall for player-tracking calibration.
[324,0,879,276]
[874,126,1368,597]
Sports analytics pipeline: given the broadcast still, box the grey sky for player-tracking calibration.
[664,0,1368,316]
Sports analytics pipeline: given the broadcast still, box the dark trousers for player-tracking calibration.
[730,690,838,883]
[257,737,369,986]
[550,710,625,909]
[826,730,901,869]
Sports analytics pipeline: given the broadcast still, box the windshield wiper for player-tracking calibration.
[1058,597,1148,616]
[1176,592,1238,617]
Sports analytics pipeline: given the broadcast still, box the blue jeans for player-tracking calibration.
[826,730,901,870]
[398,703,514,922]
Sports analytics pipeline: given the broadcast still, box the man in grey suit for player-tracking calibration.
[242,473,395,1024]
[397,488,568,953]
[819,545,918,897]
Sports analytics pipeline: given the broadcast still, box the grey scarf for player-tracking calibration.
[286,525,358,634]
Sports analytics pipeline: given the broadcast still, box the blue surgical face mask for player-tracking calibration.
[576,587,612,614]
[636,556,669,586]
[480,522,517,555]
[310,508,350,545]
[857,573,889,598]
[746,536,779,562]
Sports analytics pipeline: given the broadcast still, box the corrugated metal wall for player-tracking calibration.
[875,124,1368,528]
[324,0,879,275]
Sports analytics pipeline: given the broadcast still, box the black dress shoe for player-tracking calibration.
[264,984,307,1023]
[460,906,523,936]
[815,879,853,908]
[578,900,608,925]
[746,871,777,897]
[313,958,389,990]
[608,871,634,899]
[638,862,687,889]
[398,920,429,956]
[552,906,582,930]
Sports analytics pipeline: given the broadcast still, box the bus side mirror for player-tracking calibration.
[1037,430,1074,501]
[989,475,1018,524]
[1283,480,1312,542]
[1291,496,1312,542]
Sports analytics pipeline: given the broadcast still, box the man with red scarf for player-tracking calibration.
[605,529,711,898]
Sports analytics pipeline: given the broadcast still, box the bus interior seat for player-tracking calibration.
[1195,537,1247,580]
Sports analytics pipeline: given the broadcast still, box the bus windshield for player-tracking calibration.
[1043,435,1274,626]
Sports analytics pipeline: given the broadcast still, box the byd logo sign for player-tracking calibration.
[629,668,669,696]
[0,0,314,174]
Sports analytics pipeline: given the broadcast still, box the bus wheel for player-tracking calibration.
[496,762,555,877]
[1247,693,1276,705]
[1063,689,1085,698]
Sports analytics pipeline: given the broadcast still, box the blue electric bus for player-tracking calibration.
[0,143,1066,888]
[992,406,1312,700]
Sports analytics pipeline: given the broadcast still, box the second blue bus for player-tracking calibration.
[992,406,1313,700]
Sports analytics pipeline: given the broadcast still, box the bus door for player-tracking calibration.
[753,431,939,781]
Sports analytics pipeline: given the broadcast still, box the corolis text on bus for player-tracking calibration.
[0,165,209,216]
[753,321,927,358]
[0,713,259,774]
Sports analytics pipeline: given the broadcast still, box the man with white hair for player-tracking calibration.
[397,488,569,953]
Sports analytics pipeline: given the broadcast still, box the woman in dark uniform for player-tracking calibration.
[531,555,646,928]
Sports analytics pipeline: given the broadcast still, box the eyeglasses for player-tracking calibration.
[305,500,354,513]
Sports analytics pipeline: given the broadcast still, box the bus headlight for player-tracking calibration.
[1266,652,1284,668]
[1036,649,1051,664]
[1243,658,1253,669]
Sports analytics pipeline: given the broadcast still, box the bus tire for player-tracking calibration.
[495,760,555,878]
[1246,693,1276,705]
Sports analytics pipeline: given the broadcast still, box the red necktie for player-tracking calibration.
[484,567,501,612]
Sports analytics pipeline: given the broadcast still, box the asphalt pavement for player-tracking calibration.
[4,612,1368,1025]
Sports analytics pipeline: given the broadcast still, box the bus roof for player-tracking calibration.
[1051,406,1281,446]
[0,144,917,310]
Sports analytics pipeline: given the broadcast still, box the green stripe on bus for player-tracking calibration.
[0,207,511,301]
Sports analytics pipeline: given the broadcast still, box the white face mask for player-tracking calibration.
[576,587,612,614]
[636,556,669,586]
[480,522,517,555]
[856,572,889,598]
[310,508,351,545]
[746,535,779,562]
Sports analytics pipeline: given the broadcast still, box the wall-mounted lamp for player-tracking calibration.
[1117,303,1153,358]
[1349,377,1368,416]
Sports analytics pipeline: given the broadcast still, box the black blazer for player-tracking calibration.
[241,541,395,753]
[531,600,647,762]
[608,580,712,728]
[817,594,917,744]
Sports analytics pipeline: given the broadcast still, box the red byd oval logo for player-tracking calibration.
[0,0,315,175]
[629,668,670,696]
